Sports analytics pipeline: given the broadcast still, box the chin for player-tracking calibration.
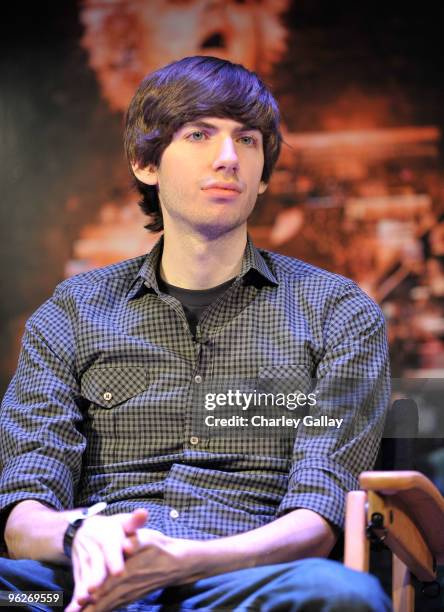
[193,218,246,240]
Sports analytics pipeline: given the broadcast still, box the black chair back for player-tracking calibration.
[375,398,419,471]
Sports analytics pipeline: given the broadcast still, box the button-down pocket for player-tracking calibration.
[81,366,148,408]
[206,365,313,461]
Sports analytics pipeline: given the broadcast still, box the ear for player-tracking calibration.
[258,181,268,195]
[131,162,159,186]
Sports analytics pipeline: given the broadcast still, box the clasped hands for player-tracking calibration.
[65,508,196,612]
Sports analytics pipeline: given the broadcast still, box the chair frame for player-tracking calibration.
[344,470,444,612]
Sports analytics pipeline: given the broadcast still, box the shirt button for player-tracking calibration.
[170,509,179,519]
[190,436,199,445]
[194,375,202,384]
[103,391,113,402]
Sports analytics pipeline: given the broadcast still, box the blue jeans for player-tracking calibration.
[0,556,390,611]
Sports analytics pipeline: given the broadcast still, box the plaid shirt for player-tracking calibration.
[0,236,389,547]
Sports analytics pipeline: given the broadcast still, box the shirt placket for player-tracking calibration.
[183,336,215,452]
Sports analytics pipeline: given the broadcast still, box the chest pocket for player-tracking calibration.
[81,366,148,409]
[258,363,313,396]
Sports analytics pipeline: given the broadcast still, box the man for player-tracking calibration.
[0,56,390,611]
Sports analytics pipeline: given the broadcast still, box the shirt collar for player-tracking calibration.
[240,234,279,287]
[126,233,278,301]
[125,236,164,300]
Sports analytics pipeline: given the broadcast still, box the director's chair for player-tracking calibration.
[344,399,444,611]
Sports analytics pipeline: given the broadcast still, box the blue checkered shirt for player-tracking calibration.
[0,236,390,548]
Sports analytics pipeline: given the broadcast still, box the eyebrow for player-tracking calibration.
[180,120,260,135]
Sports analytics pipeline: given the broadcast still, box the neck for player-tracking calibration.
[159,225,247,290]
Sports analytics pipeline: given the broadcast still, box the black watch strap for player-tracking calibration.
[63,501,107,560]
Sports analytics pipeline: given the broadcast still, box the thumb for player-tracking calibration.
[122,508,148,535]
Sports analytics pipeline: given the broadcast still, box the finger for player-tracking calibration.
[74,540,107,602]
[65,597,82,612]
[123,527,152,556]
[67,546,90,612]
[94,568,121,599]
[84,540,110,593]
[122,535,137,555]
[98,530,127,579]
[66,583,89,611]
[122,508,148,535]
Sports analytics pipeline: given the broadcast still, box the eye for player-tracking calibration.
[238,135,257,146]
[187,130,207,141]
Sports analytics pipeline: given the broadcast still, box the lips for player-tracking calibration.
[202,182,242,194]
[202,187,241,200]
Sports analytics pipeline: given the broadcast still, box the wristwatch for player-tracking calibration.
[63,501,107,560]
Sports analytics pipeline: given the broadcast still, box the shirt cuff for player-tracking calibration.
[276,465,358,530]
[0,454,74,553]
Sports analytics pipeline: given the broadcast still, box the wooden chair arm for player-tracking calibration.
[359,470,444,564]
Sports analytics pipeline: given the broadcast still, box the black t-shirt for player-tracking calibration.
[157,275,235,337]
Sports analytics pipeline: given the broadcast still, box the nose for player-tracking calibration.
[212,136,239,175]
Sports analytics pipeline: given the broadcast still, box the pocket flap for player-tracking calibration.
[259,363,312,379]
[258,363,313,395]
[81,367,148,408]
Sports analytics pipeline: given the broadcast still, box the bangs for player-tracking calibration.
[127,56,280,175]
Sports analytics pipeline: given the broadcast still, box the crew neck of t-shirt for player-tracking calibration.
[157,275,236,307]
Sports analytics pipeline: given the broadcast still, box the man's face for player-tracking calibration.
[133,117,267,238]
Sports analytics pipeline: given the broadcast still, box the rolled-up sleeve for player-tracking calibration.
[0,285,86,548]
[277,281,390,529]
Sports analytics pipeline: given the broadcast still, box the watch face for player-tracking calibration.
[68,510,87,525]
[68,501,107,525]
[85,501,107,517]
